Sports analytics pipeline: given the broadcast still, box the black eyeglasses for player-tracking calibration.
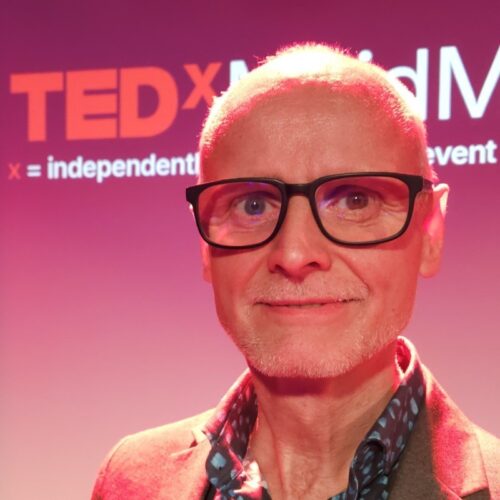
[186,172,433,249]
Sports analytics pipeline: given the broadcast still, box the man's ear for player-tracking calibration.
[201,240,212,283]
[419,183,449,278]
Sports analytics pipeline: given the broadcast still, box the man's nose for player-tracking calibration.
[266,196,332,280]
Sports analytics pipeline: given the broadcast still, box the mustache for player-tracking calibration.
[245,277,369,303]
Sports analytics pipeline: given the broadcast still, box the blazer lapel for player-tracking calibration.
[390,366,489,499]
[159,424,211,500]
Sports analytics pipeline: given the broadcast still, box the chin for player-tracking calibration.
[231,321,406,380]
[234,336,370,380]
[247,353,360,379]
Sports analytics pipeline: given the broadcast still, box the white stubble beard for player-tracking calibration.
[215,275,414,379]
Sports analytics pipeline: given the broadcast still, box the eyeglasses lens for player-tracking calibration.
[198,182,283,247]
[315,176,410,243]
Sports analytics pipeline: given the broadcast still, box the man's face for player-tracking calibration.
[201,86,445,378]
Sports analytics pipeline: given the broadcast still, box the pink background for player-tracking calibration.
[1,1,499,499]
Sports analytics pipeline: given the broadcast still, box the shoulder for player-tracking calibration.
[91,409,214,499]
[421,365,500,492]
[112,408,214,457]
[474,425,500,487]
[423,364,499,449]
[474,424,500,453]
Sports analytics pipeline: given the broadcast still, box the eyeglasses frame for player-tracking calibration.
[185,172,434,249]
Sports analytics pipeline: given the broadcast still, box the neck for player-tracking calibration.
[248,340,403,499]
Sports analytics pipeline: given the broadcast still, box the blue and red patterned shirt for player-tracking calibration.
[203,337,425,499]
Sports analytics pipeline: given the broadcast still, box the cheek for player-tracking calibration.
[351,244,422,316]
[209,254,258,324]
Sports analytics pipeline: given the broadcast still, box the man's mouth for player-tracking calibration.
[257,298,357,308]
[278,303,325,308]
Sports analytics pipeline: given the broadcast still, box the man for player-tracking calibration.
[92,44,499,499]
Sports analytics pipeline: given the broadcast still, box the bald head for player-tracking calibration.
[199,43,433,180]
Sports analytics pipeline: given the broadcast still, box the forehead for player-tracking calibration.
[202,85,424,182]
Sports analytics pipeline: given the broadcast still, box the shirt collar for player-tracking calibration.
[203,371,257,492]
[361,336,426,476]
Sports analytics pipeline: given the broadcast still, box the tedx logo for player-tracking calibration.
[10,63,224,142]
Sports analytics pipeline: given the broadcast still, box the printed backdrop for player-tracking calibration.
[1,1,499,499]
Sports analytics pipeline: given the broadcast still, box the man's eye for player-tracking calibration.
[231,193,278,218]
[322,186,376,211]
[339,191,370,210]
[242,197,267,215]
[319,185,382,223]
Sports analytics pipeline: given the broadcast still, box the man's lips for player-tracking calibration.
[255,298,359,307]
[252,296,363,321]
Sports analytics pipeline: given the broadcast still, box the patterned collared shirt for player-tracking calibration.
[203,337,425,499]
